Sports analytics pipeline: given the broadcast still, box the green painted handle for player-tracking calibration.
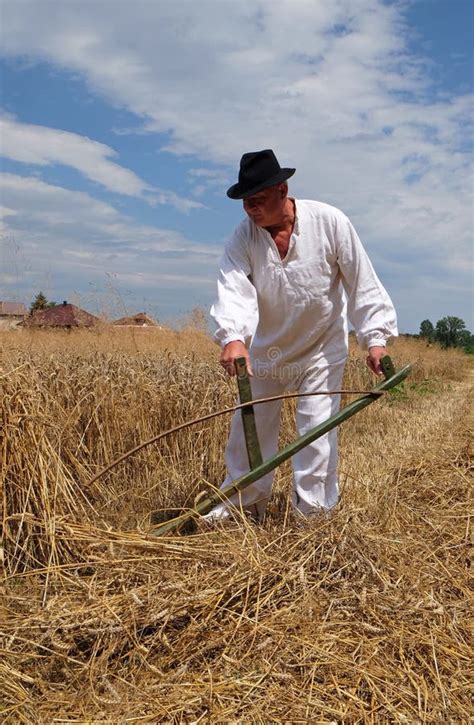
[234,356,263,470]
[380,355,396,380]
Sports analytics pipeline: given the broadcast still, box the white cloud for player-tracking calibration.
[0,0,472,326]
[0,173,219,314]
[0,116,145,194]
[188,167,232,197]
[0,116,203,212]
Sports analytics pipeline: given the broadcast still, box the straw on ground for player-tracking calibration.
[1,328,471,722]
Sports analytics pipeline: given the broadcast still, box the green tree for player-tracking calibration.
[29,291,56,315]
[434,316,468,349]
[462,332,474,354]
[419,319,434,341]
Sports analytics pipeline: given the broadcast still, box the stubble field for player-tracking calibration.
[1,327,472,722]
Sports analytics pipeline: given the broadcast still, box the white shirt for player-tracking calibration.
[211,199,398,369]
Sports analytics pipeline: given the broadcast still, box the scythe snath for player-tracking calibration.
[148,355,411,536]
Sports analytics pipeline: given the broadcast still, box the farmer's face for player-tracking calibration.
[243,183,287,226]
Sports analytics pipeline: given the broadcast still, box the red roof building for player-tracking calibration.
[24,302,100,328]
[113,312,159,327]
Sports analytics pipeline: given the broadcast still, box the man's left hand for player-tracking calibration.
[366,346,386,375]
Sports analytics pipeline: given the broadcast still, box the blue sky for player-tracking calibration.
[0,0,472,332]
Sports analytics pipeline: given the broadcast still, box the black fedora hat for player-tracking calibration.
[227,149,295,199]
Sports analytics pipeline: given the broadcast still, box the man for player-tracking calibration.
[209,149,397,520]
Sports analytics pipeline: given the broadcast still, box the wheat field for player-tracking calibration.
[1,327,472,722]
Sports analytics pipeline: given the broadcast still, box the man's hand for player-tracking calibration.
[366,346,386,375]
[220,340,253,377]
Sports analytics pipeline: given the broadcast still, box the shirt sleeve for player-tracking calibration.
[210,231,259,348]
[336,215,398,349]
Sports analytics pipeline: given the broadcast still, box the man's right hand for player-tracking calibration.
[220,340,253,377]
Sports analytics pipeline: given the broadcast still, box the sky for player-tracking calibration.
[0,0,473,332]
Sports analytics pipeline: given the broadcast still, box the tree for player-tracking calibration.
[434,316,468,349]
[29,291,56,315]
[419,319,434,341]
[463,332,474,354]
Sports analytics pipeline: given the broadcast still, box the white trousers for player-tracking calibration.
[209,358,346,519]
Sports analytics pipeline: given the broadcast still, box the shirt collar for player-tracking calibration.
[290,197,300,236]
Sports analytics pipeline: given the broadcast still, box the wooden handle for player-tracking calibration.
[380,355,396,380]
[234,356,263,470]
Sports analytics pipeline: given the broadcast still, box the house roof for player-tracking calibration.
[24,303,100,328]
[113,312,159,326]
[0,301,28,316]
